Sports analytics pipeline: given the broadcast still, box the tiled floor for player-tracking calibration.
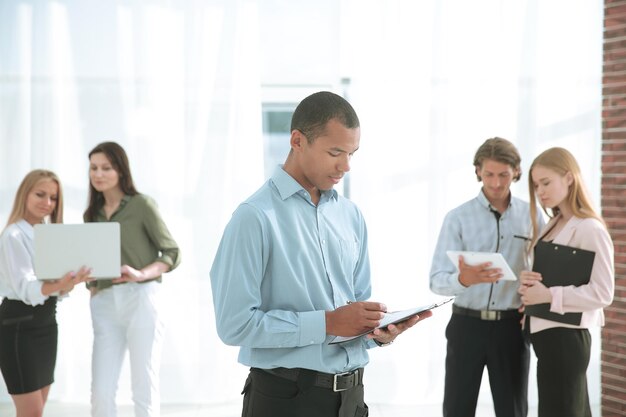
[0,401,600,416]
[0,402,600,417]
[0,402,453,416]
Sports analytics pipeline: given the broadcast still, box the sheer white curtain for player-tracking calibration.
[0,0,263,405]
[343,0,603,408]
[0,0,602,410]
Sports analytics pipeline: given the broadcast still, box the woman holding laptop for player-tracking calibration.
[84,142,180,417]
[0,169,91,417]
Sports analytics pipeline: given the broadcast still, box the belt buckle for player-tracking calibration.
[333,370,354,392]
[480,310,499,321]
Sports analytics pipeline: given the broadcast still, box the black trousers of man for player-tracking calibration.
[443,313,530,417]
[241,367,368,417]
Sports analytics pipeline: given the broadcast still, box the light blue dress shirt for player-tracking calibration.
[430,190,542,311]
[210,167,373,374]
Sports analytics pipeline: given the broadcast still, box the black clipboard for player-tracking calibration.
[525,241,595,325]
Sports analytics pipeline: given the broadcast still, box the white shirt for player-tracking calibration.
[0,219,46,305]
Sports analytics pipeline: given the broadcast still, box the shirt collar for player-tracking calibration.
[16,219,34,239]
[96,194,132,218]
[270,165,338,203]
[476,188,514,213]
[120,194,131,206]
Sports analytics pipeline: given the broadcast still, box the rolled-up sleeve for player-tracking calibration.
[143,197,181,271]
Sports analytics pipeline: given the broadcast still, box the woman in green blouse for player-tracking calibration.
[84,142,181,417]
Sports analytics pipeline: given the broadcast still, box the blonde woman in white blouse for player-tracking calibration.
[0,169,91,417]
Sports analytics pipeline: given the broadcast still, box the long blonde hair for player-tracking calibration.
[528,147,604,240]
[5,170,64,229]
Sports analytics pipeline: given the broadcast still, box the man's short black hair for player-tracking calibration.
[291,91,360,143]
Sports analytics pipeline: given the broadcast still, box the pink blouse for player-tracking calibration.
[529,215,614,334]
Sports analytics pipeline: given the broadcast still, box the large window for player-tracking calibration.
[262,104,294,179]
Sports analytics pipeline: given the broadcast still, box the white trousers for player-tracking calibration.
[90,281,164,417]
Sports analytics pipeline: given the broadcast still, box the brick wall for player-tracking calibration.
[602,1,626,416]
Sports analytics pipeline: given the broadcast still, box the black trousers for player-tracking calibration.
[241,368,368,417]
[443,313,530,417]
[530,327,592,417]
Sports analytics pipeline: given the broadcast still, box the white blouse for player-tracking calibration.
[0,219,46,305]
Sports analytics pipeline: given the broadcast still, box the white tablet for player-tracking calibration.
[446,250,517,281]
[329,297,454,344]
[34,223,121,280]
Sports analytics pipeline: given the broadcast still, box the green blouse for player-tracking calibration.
[86,194,181,290]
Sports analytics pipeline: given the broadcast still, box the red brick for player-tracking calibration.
[605,2,626,17]
[603,142,626,152]
[606,1,626,9]
[601,398,626,417]
[602,376,626,397]
[603,85,626,96]
[603,74,626,87]
[604,108,626,121]
[603,387,626,404]
[602,3,626,411]
[602,108,626,120]
[604,61,626,74]
[603,130,626,140]
[602,162,626,172]
[603,176,626,187]
[602,152,626,161]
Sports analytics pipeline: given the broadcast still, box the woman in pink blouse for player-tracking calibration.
[519,147,614,417]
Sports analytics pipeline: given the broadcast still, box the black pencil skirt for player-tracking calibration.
[0,297,58,395]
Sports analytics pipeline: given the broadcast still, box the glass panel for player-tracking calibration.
[262,104,295,179]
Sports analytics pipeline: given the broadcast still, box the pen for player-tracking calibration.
[514,235,530,241]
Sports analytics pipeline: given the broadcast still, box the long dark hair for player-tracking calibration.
[84,141,138,221]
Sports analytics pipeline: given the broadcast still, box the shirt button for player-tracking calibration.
[322,240,326,244]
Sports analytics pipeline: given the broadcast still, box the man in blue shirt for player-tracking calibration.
[211,91,431,417]
[430,138,542,417]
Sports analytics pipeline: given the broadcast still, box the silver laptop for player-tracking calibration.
[34,223,121,280]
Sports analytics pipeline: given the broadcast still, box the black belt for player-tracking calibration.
[453,305,521,321]
[259,367,363,392]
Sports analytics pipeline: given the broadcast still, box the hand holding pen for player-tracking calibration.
[325,300,387,337]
